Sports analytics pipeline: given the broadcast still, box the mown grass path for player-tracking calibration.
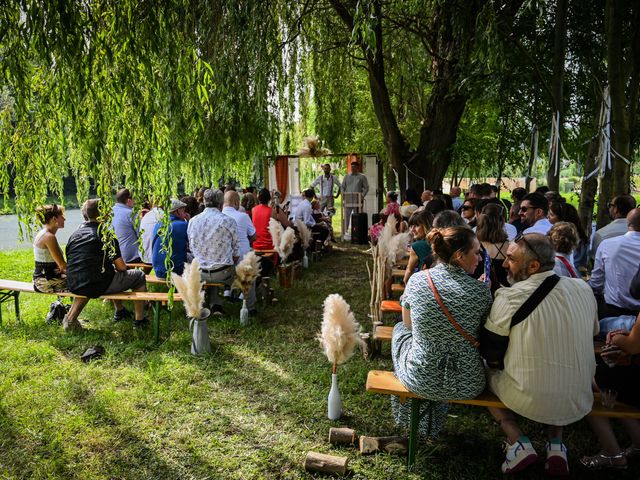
[0,246,636,479]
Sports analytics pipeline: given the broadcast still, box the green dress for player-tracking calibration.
[392,263,492,437]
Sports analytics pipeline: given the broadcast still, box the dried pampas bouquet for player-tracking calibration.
[295,219,312,249]
[296,135,331,158]
[171,258,206,319]
[232,251,261,296]
[279,226,297,262]
[318,294,366,373]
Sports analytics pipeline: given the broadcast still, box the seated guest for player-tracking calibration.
[589,209,640,319]
[631,264,640,300]
[484,233,598,475]
[293,189,329,244]
[139,201,163,264]
[188,189,248,316]
[433,210,466,229]
[475,202,511,294]
[402,187,421,207]
[112,188,141,263]
[311,199,335,242]
[474,199,516,241]
[392,227,490,438]
[251,188,277,277]
[64,199,149,331]
[581,315,640,470]
[270,191,292,228]
[383,191,400,216]
[591,194,637,259]
[424,198,447,216]
[420,189,433,205]
[467,183,492,200]
[369,212,403,245]
[402,209,434,285]
[32,204,67,293]
[548,221,579,278]
[547,200,589,270]
[450,186,463,211]
[152,199,190,277]
[461,198,477,227]
[509,187,527,233]
[520,192,552,235]
[180,195,199,219]
[240,191,256,216]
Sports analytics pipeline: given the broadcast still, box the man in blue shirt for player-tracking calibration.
[152,199,190,278]
[112,188,141,263]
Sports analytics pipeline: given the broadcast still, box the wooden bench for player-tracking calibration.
[390,284,404,295]
[126,262,153,274]
[371,325,394,357]
[380,300,401,316]
[391,268,406,279]
[145,275,224,289]
[0,279,182,343]
[366,370,640,469]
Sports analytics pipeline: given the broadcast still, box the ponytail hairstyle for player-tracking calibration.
[427,226,476,265]
[36,204,64,225]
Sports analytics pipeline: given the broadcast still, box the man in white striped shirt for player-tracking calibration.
[484,233,599,475]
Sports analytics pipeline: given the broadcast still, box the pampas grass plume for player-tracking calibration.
[279,226,297,259]
[171,258,205,319]
[232,251,261,295]
[318,294,366,372]
[268,218,283,252]
[388,231,412,263]
[295,219,312,249]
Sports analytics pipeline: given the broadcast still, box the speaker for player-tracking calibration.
[350,212,368,244]
[372,213,381,225]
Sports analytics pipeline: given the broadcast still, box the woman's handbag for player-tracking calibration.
[480,274,560,369]
[425,270,479,349]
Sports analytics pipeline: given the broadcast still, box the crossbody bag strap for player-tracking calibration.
[555,255,577,278]
[425,269,480,349]
[510,274,561,328]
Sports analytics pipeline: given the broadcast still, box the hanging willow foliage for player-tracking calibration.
[0,1,296,235]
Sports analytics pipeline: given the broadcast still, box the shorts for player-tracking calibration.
[104,269,146,294]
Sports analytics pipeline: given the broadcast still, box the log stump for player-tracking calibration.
[328,427,357,446]
[359,435,408,455]
[303,452,349,475]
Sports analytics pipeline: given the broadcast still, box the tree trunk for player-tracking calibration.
[579,119,599,237]
[546,0,567,192]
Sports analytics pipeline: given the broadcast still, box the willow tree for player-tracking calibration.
[0,1,288,233]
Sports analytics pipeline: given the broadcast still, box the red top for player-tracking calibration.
[252,204,274,250]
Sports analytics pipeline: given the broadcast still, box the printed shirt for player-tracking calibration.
[187,207,239,269]
[311,174,341,197]
[486,270,599,425]
[112,203,140,262]
[222,206,256,258]
[589,231,640,311]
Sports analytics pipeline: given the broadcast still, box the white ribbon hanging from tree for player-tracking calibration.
[584,86,631,181]
[548,111,574,178]
[404,164,426,192]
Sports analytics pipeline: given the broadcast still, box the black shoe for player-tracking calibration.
[211,305,225,316]
[113,308,133,323]
[133,317,150,329]
[248,309,258,317]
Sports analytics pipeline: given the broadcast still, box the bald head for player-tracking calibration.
[224,190,240,209]
[628,208,640,231]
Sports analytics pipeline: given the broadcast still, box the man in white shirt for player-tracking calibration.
[485,234,598,475]
[294,189,329,244]
[591,194,637,258]
[139,204,163,264]
[520,192,552,235]
[310,163,341,213]
[589,208,640,319]
[450,186,463,211]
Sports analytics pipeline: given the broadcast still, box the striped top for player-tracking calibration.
[486,270,599,426]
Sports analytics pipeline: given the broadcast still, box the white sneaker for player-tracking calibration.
[545,442,569,476]
[502,437,538,474]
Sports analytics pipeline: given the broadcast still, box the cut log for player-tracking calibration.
[328,427,357,446]
[303,451,349,475]
[359,435,408,455]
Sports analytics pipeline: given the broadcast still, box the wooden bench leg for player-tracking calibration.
[0,290,20,326]
[152,302,161,344]
[408,398,421,470]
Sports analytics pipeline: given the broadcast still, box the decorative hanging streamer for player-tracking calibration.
[584,87,631,181]
[404,164,427,193]
[548,111,561,177]
[527,125,539,179]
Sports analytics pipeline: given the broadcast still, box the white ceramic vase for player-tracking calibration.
[240,299,249,326]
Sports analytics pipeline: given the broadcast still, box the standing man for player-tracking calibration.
[341,160,369,238]
[310,163,341,213]
[112,188,141,263]
[519,192,553,235]
[484,233,598,475]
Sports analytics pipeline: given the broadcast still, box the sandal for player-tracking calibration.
[580,453,627,470]
[623,445,640,460]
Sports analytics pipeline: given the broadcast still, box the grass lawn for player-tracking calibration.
[0,246,638,479]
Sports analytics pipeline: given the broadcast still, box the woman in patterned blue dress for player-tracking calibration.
[392,226,493,437]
